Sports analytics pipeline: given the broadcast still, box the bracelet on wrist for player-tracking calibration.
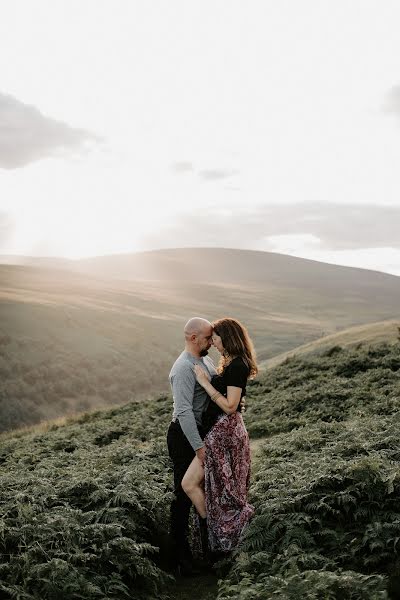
[211,391,221,402]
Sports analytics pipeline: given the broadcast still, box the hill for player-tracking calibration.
[1,340,400,598]
[4,247,400,292]
[262,319,400,369]
[1,247,400,431]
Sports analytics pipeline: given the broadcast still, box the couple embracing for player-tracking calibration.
[167,316,258,575]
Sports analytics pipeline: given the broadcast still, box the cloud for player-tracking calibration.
[171,161,194,173]
[383,85,400,118]
[170,161,239,181]
[0,92,101,169]
[198,168,239,181]
[141,202,400,252]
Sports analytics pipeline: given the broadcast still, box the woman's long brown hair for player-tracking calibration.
[212,317,258,378]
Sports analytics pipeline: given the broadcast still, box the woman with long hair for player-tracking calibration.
[181,317,258,557]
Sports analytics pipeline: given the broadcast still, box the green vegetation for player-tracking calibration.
[0,329,176,432]
[0,398,174,600]
[220,341,400,598]
[1,339,400,598]
[246,341,400,438]
[262,319,400,370]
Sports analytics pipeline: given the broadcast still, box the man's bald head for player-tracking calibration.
[184,317,212,340]
[184,317,213,357]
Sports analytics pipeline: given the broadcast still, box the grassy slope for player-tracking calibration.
[0,392,186,600]
[220,341,400,599]
[1,248,400,431]
[1,340,400,598]
[262,319,400,369]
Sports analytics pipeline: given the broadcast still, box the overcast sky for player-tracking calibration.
[1,0,400,275]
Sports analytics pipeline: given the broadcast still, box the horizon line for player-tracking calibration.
[0,246,398,279]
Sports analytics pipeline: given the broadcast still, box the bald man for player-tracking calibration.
[167,317,216,575]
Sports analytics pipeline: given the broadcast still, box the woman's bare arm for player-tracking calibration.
[193,365,242,415]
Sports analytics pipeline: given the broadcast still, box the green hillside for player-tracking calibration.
[1,248,400,432]
[262,319,400,370]
[1,340,400,598]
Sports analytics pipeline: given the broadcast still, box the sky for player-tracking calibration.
[1,1,400,275]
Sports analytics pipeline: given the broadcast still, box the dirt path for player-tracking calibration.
[170,572,219,600]
[250,437,265,455]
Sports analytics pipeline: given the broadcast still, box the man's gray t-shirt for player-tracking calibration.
[169,351,217,451]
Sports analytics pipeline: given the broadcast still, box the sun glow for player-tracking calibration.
[1,2,400,273]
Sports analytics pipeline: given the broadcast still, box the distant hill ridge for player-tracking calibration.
[2,247,400,287]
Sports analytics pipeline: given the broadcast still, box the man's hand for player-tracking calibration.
[239,396,246,414]
[196,446,206,467]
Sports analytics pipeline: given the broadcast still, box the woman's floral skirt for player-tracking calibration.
[204,411,254,553]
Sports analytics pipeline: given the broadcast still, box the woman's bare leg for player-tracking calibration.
[181,455,206,518]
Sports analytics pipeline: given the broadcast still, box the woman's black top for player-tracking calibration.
[202,357,250,436]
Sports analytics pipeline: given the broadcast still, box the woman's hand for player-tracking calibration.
[193,364,211,387]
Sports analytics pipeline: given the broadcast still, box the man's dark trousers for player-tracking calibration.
[167,420,204,556]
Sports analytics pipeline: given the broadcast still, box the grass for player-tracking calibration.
[2,340,400,598]
[219,341,400,598]
[262,319,400,369]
